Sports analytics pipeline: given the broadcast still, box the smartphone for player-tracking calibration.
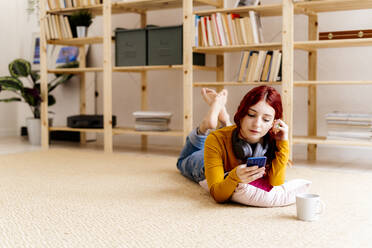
[246,156,267,168]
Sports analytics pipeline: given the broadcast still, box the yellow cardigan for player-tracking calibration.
[204,125,289,203]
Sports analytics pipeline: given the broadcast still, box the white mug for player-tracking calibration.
[296,193,325,221]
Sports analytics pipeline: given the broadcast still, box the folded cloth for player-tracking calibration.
[249,176,273,192]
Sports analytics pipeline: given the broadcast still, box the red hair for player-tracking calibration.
[234,85,283,132]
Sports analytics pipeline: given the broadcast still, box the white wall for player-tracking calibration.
[0,0,22,136]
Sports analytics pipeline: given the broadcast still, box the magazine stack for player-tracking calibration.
[133,111,172,131]
[325,112,372,141]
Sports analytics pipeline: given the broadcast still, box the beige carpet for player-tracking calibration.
[0,149,371,247]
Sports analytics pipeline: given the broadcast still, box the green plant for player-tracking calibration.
[0,58,78,118]
[70,10,93,27]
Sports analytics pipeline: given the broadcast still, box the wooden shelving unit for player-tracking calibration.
[40,0,372,158]
[192,0,372,161]
[39,0,221,152]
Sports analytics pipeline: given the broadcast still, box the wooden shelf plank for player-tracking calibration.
[47,4,103,15]
[47,37,103,45]
[193,81,281,87]
[47,1,219,15]
[295,81,372,86]
[114,65,182,72]
[49,126,104,133]
[295,0,372,13]
[48,68,103,74]
[295,38,372,51]
[293,136,372,147]
[193,43,282,54]
[112,0,218,14]
[194,3,294,17]
[113,65,217,72]
[113,127,184,136]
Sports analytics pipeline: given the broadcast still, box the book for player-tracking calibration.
[249,11,260,44]
[211,14,221,46]
[269,50,281,82]
[134,125,170,132]
[233,17,243,45]
[326,120,372,126]
[238,18,248,44]
[133,111,172,132]
[216,13,227,46]
[325,112,372,121]
[54,0,61,9]
[135,118,170,124]
[47,0,54,9]
[253,50,267,82]
[201,17,209,47]
[326,135,372,141]
[58,15,66,39]
[221,13,232,46]
[237,51,250,82]
[132,111,172,119]
[54,15,63,39]
[49,14,57,39]
[206,17,214,46]
[64,16,73,38]
[260,51,273,81]
[195,15,201,47]
[327,123,372,130]
[246,51,258,82]
[328,131,372,138]
[243,16,254,44]
[227,14,237,45]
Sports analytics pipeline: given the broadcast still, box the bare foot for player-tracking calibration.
[199,90,228,134]
[201,88,218,106]
[201,88,231,128]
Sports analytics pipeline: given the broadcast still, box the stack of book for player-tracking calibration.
[194,1,263,47]
[133,111,172,131]
[44,14,73,40]
[325,112,372,141]
[237,50,282,82]
[47,0,101,9]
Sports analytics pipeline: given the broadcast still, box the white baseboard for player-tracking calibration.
[0,128,18,137]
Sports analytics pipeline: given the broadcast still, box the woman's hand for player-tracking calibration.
[272,119,289,141]
[236,165,266,184]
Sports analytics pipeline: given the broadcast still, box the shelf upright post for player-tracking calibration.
[103,0,113,152]
[282,0,294,159]
[307,13,318,161]
[79,45,87,144]
[140,12,148,151]
[40,0,49,149]
[215,0,225,94]
[183,0,193,141]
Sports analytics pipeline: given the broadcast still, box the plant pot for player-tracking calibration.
[26,117,41,146]
[26,117,53,146]
[76,26,87,38]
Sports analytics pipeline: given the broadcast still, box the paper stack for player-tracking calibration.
[133,111,172,131]
[325,112,372,141]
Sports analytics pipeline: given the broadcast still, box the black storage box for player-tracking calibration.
[147,25,205,66]
[67,115,117,128]
[115,28,147,66]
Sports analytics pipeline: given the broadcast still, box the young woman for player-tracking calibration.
[176,85,289,203]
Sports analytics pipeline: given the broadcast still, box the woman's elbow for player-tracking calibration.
[210,190,229,203]
[269,177,285,186]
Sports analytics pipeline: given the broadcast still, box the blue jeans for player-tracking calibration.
[176,128,207,183]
